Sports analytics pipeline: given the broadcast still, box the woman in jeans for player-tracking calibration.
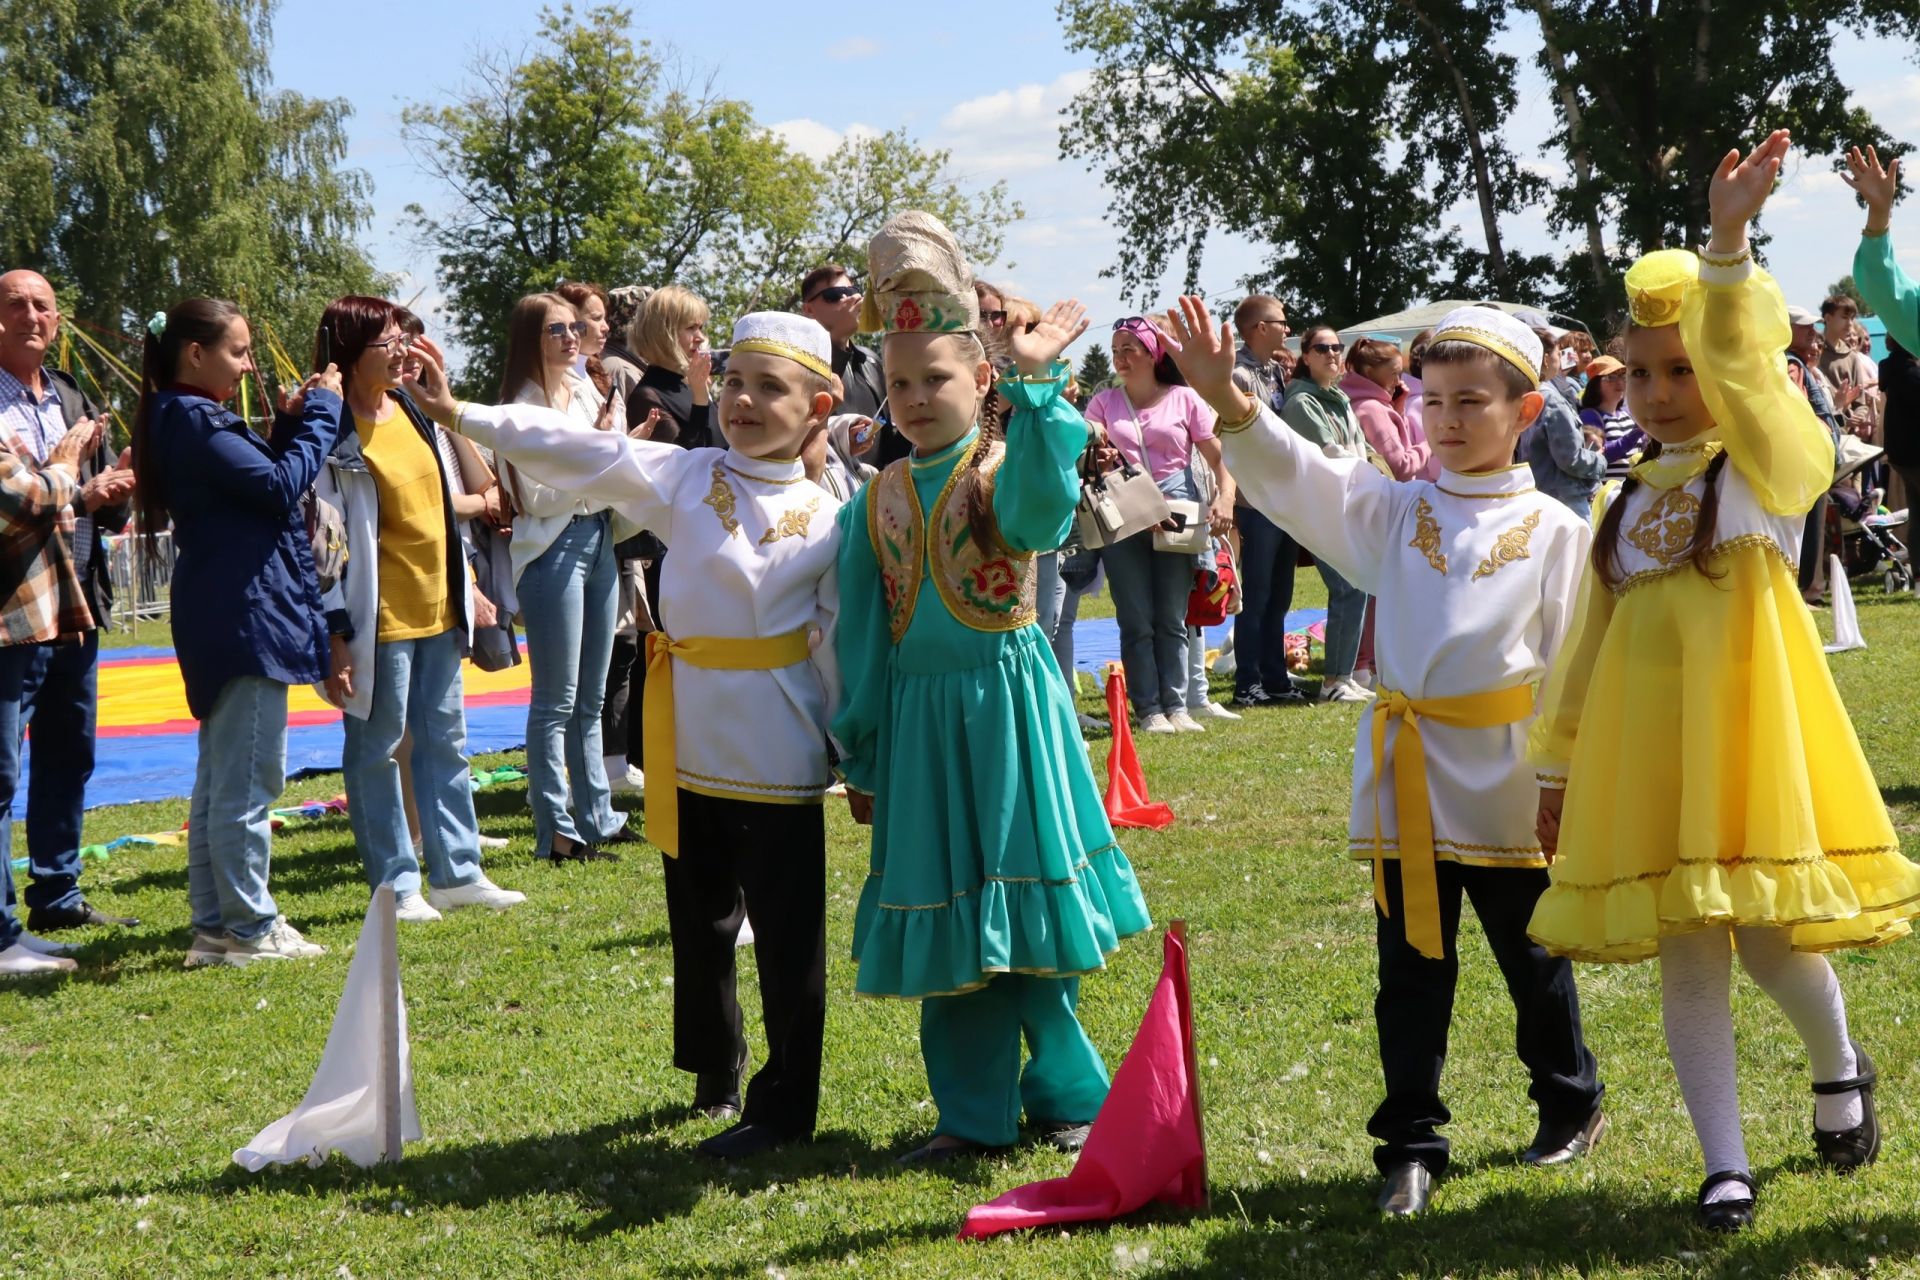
[1084,317,1235,734]
[498,292,630,863]
[132,299,344,966]
[317,296,524,922]
[1281,324,1372,703]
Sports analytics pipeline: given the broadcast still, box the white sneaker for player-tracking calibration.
[426,875,526,913]
[477,833,510,850]
[1167,709,1207,733]
[183,930,234,968]
[1351,669,1376,691]
[0,940,76,975]
[1190,701,1242,721]
[1321,677,1374,704]
[736,917,756,948]
[394,892,443,923]
[608,761,644,795]
[219,918,327,966]
[16,931,73,957]
[1140,713,1177,734]
[1076,711,1111,731]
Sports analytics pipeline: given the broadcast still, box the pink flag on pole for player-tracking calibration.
[958,924,1207,1238]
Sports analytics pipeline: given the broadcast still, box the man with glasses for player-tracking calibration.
[797,264,884,422]
[0,270,138,946]
[1226,295,1308,708]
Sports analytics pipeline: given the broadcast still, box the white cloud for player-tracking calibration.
[825,36,881,61]
[768,118,881,162]
[1851,73,1920,117]
[936,70,1093,176]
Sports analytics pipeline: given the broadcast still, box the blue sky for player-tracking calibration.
[270,3,1920,357]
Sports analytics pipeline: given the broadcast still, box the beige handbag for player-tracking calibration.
[1077,392,1173,547]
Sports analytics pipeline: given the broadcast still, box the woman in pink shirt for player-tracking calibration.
[1084,317,1235,734]
[1340,337,1436,482]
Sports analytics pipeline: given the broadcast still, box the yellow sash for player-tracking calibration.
[642,628,813,856]
[1370,682,1537,960]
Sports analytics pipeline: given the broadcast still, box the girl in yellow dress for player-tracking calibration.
[1528,131,1920,1232]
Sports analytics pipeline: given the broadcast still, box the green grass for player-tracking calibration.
[10,583,1920,1278]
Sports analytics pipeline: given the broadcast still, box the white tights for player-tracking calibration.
[1659,925,1860,1202]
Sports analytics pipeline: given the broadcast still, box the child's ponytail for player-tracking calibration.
[128,298,246,567]
[1591,441,1731,590]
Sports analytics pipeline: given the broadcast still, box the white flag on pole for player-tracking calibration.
[1824,553,1868,654]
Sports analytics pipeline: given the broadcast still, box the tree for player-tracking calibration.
[1075,342,1114,394]
[1826,275,1873,316]
[0,0,384,391]
[405,5,1023,388]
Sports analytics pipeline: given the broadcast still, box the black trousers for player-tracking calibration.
[661,789,827,1137]
[603,628,641,759]
[1368,859,1602,1176]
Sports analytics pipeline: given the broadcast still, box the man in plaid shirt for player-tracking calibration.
[0,271,137,974]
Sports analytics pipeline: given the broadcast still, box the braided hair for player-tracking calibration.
[1592,440,1731,589]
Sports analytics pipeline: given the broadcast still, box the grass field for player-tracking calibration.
[8,580,1920,1278]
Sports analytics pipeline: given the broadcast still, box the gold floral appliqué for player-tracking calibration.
[1408,498,1447,575]
[1471,510,1542,581]
[1625,488,1701,565]
[702,463,740,537]
[758,497,820,545]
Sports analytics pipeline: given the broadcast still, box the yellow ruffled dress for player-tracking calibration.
[1527,256,1920,964]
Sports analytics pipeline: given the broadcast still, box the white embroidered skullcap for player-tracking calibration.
[1429,306,1542,388]
[732,312,834,380]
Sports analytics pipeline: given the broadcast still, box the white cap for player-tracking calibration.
[731,312,833,380]
[1429,306,1544,388]
[1513,308,1569,342]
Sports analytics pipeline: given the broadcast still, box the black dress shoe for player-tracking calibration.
[1695,1170,1756,1232]
[1520,1106,1608,1166]
[1813,1038,1881,1171]
[598,820,642,847]
[26,902,139,932]
[690,1060,745,1120]
[697,1121,799,1159]
[546,842,619,864]
[1376,1161,1433,1216]
[897,1135,994,1166]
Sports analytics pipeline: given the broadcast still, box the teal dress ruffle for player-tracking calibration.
[833,368,1152,999]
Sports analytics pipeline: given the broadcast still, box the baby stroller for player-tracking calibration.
[1827,438,1913,593]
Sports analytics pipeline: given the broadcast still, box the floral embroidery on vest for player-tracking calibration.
[758,497,820,545]
[1471,510,1543,581]
[1625,488,1701,565]
[703,463,741,537]
[1408,497,1448,575]
[866,436,1038,642]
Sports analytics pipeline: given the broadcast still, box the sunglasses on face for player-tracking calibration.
[545,321,588,340]
[983,310,1009,327]
[366,333,416,353]
[807,285,861,305]
[1307,342,1343,355]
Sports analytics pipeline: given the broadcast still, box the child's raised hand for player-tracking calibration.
[1842,145,1900,231]
[1708,129,1791,250]
[1160,296,1249,419]
[1008,300,1090,377]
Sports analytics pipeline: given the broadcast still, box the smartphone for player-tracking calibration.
[1166,511,1189,532]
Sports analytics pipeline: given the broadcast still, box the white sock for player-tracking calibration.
[1660,928,1752,1199]
[1732,925,1863,1131]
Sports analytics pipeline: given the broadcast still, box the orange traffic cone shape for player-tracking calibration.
[959,923,1208,1237]
[1102,663,1175,830]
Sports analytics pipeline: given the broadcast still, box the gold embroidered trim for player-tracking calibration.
[868,464,923,643]
[676,767,828,795]
[725,463,806,486]
[1471,509,1542,581]
[676,780,823,807]
[1408,497,1448,575]
[1434,485,1537,500]
[1624,488,1701,565]
[1611,533,1796,596]
[729,337,833,380]
[758,496,821,545]
[1352,836,1544,856]
[867,844,1123,909]
[1535,772,1569,787]
[702,462,741,537]
[1549,846,1907,893]
[1217,399,1262,435]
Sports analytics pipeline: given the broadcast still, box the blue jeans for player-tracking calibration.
[0,632,98,916]
[518,512,623,851]
[342,628,483,896]
[1233,505,1299,697]
[1319,561,1367,682]
[1103,530,1193,718]
[187,676,287,940]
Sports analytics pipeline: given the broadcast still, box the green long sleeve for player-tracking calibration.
[991,363,1086,553]
[829,488,888,795]
[1855,231,1920,356]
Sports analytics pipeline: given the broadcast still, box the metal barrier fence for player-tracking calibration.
[104,531,174,627]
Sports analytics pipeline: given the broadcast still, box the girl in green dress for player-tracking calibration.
[833,212,1152,1164]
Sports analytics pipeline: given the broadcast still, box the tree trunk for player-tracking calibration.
[1532,4,1608,289]
[1681,0,1714,249]
[1397,0,1509,294]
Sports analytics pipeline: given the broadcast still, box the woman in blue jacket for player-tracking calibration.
[129,298,343,968]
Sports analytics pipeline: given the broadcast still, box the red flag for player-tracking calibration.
[959,924,1208,1238]
[1102,664,1175,830]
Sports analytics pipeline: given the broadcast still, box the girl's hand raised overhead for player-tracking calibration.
[1842,145,1900,233]
[1708,129,1791,252]
[1007,300,1091,377]
[1159,295,1252,421]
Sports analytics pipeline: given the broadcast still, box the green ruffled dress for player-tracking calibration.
[833,369,1152,999]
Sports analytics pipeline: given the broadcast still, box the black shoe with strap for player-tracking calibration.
[547,842,619,863]
[26,901,139,932]
[697,1120,798,1159]
[897,1135,994,1166]
[1695,1170,1756,1232]
[1813,1038,1881,1172]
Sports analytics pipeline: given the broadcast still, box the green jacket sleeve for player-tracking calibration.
[828,487,888,795]
[1281,390,1335,449]
[991,362,1086,553]
[1855,231,1920,356]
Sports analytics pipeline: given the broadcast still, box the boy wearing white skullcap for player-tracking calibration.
[412,312,843,1159]
[1160,297,1606,1216]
